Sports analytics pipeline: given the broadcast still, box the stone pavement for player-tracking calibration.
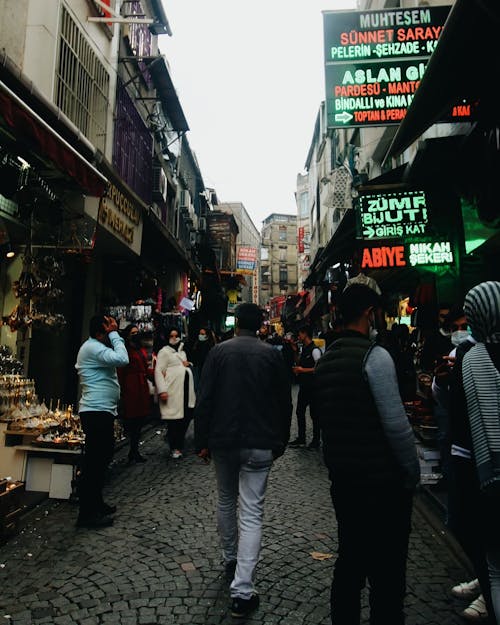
[0,400,475,625]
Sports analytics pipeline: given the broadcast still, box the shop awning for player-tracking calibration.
[149,0,172,35]
[302,286,323,318]
[385,0,499,161]
[0,80,107,197]
[147,56,189,133]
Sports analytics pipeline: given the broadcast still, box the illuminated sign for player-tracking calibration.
[408,241,453,266]
[323,7,475,128]
[323,7,450,63]
[361,245,406,268]
[361,241,454,268]
[357,190,429,239]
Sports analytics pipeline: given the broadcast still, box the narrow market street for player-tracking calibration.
[0,392,474,625]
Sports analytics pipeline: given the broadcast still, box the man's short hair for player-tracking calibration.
[89,315,106,338]
[338,285,382,325]
[298,325,313,339]
[444,304,466,327]
[235,303,263,332]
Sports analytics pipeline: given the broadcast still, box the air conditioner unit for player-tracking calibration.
[152,166,167,202]
[198,217,207,232]
[180,189,191,212]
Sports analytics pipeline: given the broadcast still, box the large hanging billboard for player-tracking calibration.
[323,6,474,128]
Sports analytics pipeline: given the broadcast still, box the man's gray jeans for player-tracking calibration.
[212,448,273,599]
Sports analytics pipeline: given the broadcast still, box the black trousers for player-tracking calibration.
[165,416,190,451]
[123,416,145,458]
[447,456,498,625]
[165,371,192,451]
[296,384,320,442]
[330,485,414,625]
[78,411,115,519]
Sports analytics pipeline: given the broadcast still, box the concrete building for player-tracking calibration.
[0,0,212,404]
[295,173,311,290]
[217,202,260,304]
[260,213,298,305]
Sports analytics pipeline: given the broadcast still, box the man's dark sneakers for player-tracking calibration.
[230,594,260,618]
[76,515,113,529]
[288,438,305,448]
[224,560,237,582]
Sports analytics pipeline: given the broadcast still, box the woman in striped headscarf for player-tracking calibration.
[448,281,500,624]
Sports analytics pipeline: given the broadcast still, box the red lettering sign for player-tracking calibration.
[298,227,305,253]
[361,246,406,268]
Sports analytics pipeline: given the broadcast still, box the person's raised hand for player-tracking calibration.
[103,316,118,334]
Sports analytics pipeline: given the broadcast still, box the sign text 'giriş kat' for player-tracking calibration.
[357,190,429,239]
[322,6,477,128]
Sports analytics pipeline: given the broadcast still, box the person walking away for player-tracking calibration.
[189,326,215,392]
[154,327,195,459]
[117,324,152,465]
[195,303,292,619]
[447,281,500,624]
[289,325,322,449]
[314,284,420,625]
[75,315,129,528]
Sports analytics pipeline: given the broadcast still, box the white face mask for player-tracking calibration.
[169,337,180,346]
[198,334,208,342]
[451,330,470,346]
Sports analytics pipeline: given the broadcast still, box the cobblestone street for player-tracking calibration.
[0,402,473,625]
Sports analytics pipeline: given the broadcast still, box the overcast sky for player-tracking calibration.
[160,1,357,230]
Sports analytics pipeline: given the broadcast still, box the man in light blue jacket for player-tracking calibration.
[75,315,129,528]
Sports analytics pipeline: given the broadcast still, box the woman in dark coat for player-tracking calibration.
[118,324,152,464]
[189,327,215,391]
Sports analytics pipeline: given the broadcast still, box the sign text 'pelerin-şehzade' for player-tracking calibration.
[323,6,462,128]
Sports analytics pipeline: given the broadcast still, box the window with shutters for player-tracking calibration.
[56,6,109,151]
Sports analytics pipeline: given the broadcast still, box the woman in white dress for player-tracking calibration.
[154,327,196,459]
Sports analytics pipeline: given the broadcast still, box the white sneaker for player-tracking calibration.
[452,578,480,599]
[462,594,488,621]
[171,449,183,459]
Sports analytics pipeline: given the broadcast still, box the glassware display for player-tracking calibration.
[0,372,84,448]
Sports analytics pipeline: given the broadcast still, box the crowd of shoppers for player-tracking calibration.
[73,279,500,623]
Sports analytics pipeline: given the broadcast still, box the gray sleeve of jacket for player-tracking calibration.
[364,345,420,490]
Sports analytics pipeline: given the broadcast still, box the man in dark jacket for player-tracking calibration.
[195,303,292,619]
[314,285,420,625]
[289,325,323,448]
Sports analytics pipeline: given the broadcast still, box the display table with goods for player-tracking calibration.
[0,349,85,505]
